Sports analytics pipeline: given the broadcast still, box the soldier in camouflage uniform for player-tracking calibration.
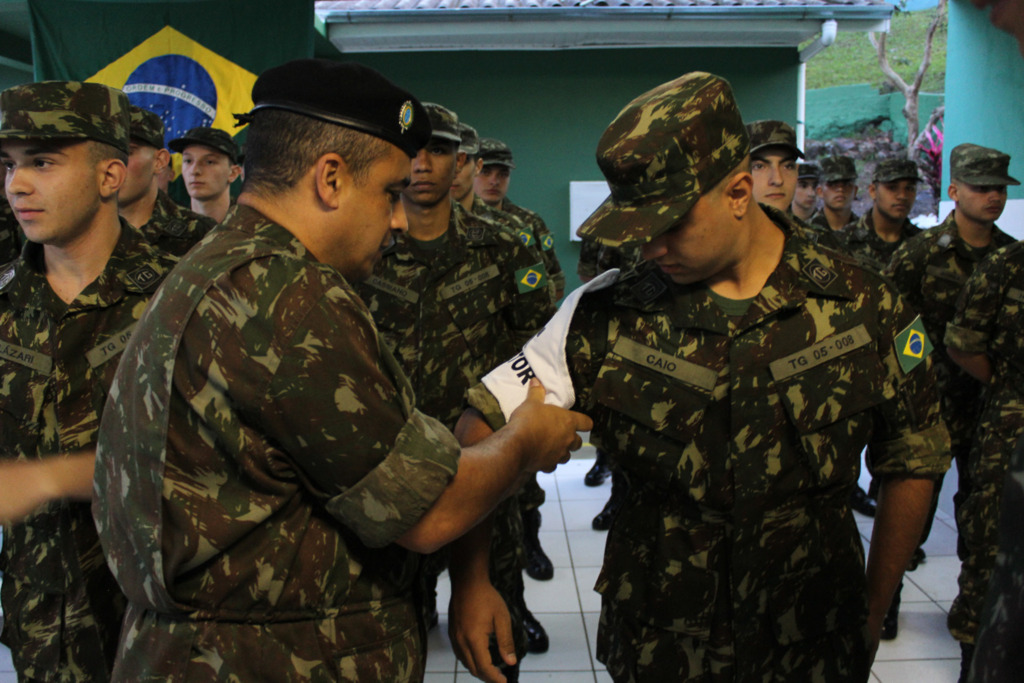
[456,126,555,305]
[474,137,564,299]
[0,194,21,263]
[168,126,241,223]
[809,155,859,232]
[745,120,840,251]
[0,81,176,681]
[460,71,949,682]
[470,136,561,583]
[942,149,1024,677]
[791,162,820,223]
[358,102,556,675]
[888,145,1017,549]
[120,106,217,256]
[838,158,923,272]
[91,59,590,683]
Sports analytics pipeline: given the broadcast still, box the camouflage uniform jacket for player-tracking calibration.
[500,197,566,297]
[577,238,643,281]
[886,212,1014,449]
[135,189,217,257]
[945,240,1024,643]
[837,211,921,273]
[0,194,21,264]
[809,208,858,234]
[470,196,556,302]
[0,221,174,681]
[471,219,949,678]
[93,205,462,681]
[358,200,555,430]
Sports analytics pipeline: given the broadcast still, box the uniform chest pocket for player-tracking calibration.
[0,363,50,455]
[442,265,511,353]
[592,340,717,490]
[770,327,889,486]
[922,267,965,320]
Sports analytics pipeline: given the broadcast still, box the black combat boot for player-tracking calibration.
[592,469,627,531]
[584,449,611,487]
[881,580,903,640]
[522,608,550,654]
[523,508,554,580]
[850,485,877,517]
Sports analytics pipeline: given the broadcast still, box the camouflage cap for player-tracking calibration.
[872,158,921,183]
[458,122,480,156]
[240,59,431,158]
[479,138,516,169]
[168,127,240,163]
[422,102,461,145]
[950,143,1020,186]
[0,81,131,155]
[818,155,857,182]
[129,105,165,150]
[577,72,749,247]
[746,119,803,159]
[797,162,820,180]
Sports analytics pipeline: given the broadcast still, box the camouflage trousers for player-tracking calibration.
[518,474,546,513]
[968,433,1024,682]
[949,400,1024,644]
[111,597,425,681]
[596,597,871,683]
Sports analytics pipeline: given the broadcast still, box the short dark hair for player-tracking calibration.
[88,139,128,166]
[242,109,392,196]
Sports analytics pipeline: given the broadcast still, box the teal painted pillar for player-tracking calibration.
[944,0,1024,235]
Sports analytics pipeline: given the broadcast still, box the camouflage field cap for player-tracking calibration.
[458,122,480,156]
[950,143,1020,186]
[479,138,516,169]
[577,72,749,247]
[129,105,165,150]
[819,155,857,182]
[0,81,130,155]
[238,59,431,158]
[797,162,820,180]
[746,119,803,158]
[168,127,239,163]
[422,102,461,145]
[872,158,921,183]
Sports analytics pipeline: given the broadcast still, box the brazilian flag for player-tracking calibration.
[894,315,933,374]
[28,0,313,197]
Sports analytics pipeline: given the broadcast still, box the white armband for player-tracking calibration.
[482,268,620,421]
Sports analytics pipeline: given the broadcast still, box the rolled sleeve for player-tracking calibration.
[466,382,508,432]
[326,408,460,548]
[870,422,951,478]
[945,323,989,354]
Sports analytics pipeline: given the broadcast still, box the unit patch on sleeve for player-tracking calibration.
[894,315,933,374]
[515,263,548,293]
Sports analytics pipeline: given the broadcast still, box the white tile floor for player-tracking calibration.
[0,446,965,682]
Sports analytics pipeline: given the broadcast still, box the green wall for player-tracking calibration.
[945,0,1024,198]
[806,83,943,144]
[356,48,800,295]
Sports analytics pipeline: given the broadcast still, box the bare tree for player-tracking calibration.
[868,0,947,159]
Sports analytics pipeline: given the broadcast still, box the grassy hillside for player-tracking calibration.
[805,7,947,92]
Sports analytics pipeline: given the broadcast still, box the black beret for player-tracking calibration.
[241,59,431,157]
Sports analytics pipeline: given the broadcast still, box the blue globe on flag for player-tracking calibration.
[123,54,218,146]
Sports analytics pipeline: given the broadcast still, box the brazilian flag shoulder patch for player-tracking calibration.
[541,233,555,251]
[515,263,548,294]
[518,229,534,248]
[894,315,933,374]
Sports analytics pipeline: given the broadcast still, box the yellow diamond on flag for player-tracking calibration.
[87,25,256,142]
[520,269,541,288]
[902,330,925,359]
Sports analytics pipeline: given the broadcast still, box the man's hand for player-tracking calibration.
[449,576,515,683]
[504,379,592,473]
[0,451,96,525]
